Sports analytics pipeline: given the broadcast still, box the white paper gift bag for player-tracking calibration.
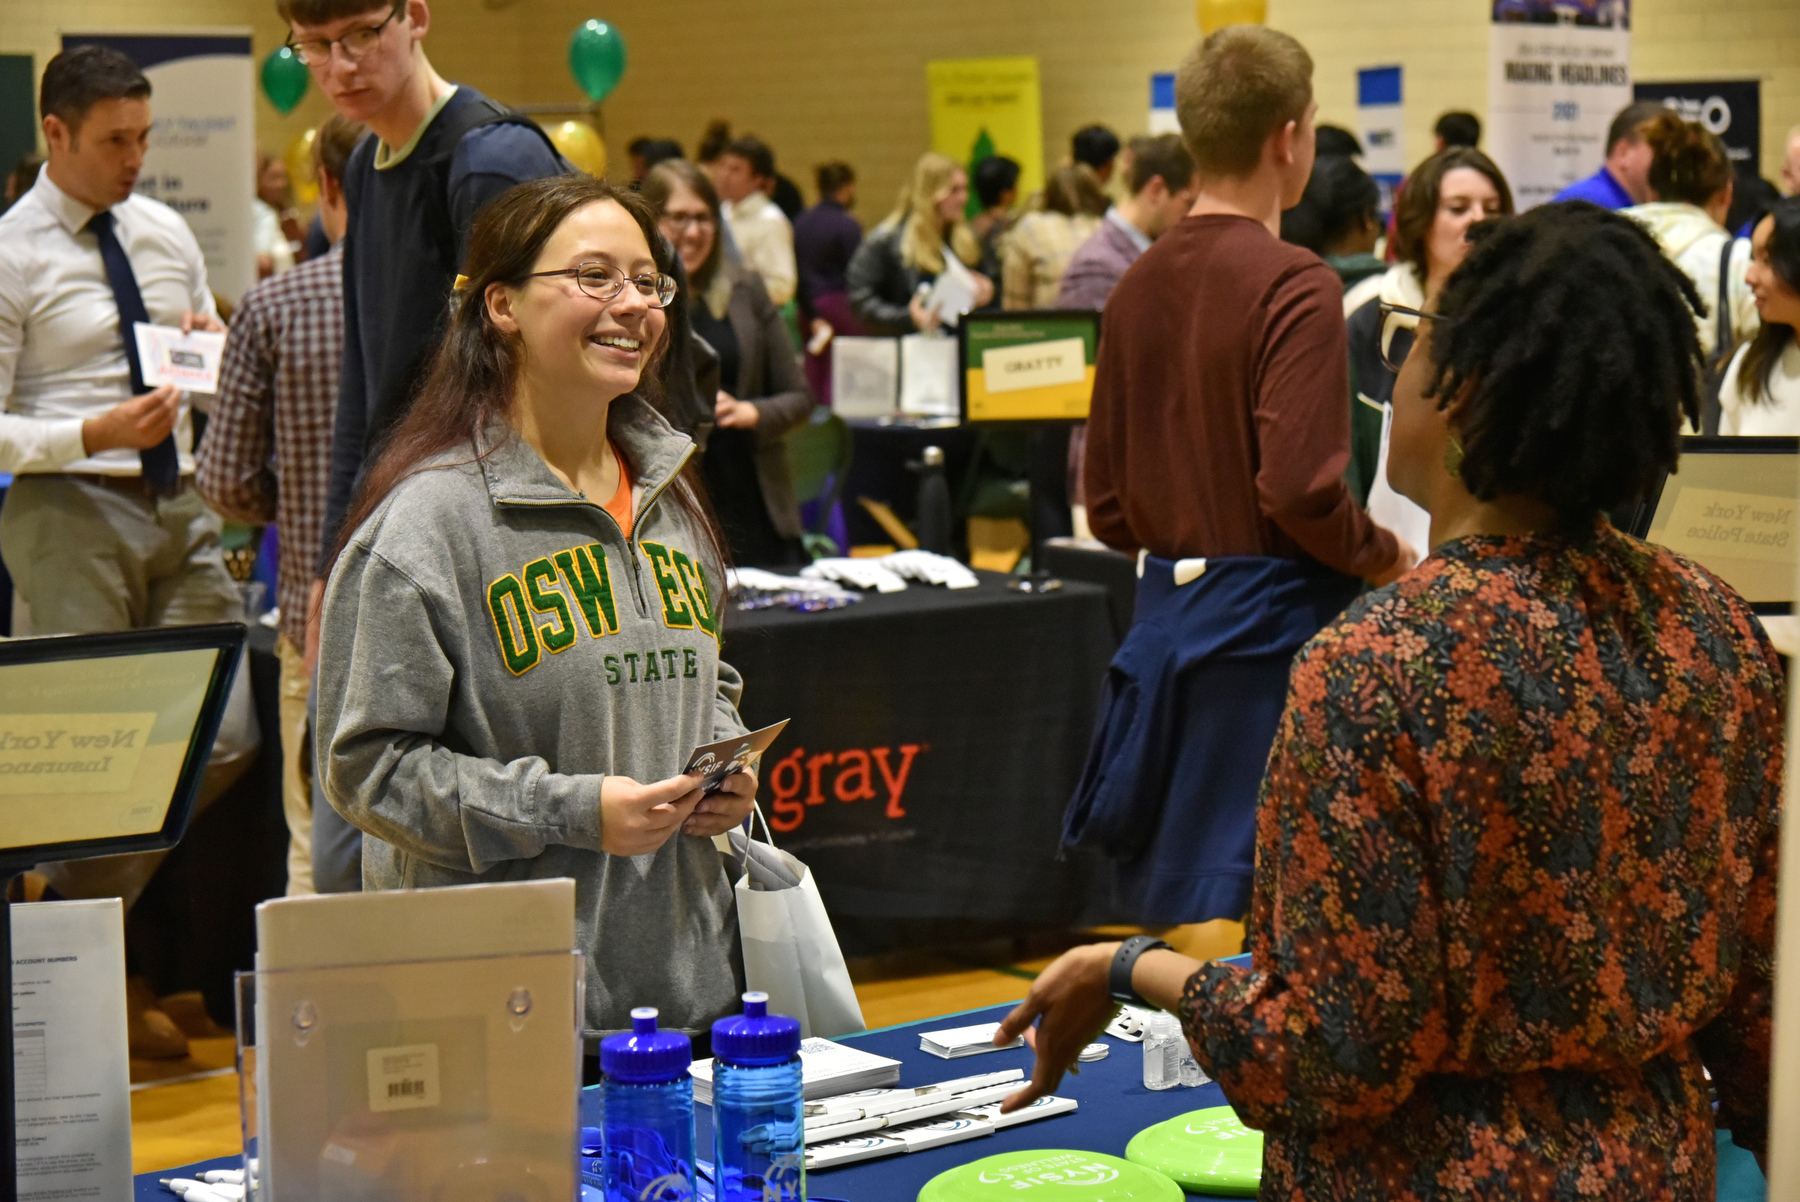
[728,809,866,1039]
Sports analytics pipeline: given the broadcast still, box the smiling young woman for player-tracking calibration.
[315,175,756,1054]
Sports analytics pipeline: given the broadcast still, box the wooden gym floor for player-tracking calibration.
[127,921,1244,1175]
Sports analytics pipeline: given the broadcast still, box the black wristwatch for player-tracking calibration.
[1109,936,1172,1006]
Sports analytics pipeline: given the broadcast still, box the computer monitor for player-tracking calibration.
[958,310,1100,423]
[0,623,245,868]
[1635,436,1799,614]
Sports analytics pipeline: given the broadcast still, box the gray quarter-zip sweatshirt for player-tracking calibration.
[316,394,748,1039]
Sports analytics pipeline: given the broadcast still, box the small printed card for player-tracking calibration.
[132,322,226,393]
[683,719,789,796]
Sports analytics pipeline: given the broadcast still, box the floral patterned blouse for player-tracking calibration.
[1181,522,1782,1201]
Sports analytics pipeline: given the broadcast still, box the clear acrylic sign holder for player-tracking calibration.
[236,950,584,1201]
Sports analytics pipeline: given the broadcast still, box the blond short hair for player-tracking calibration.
[1174,26,1313,178]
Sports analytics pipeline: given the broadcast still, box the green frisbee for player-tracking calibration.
[1124,1107,1263,1197]
[918,1150,1182,1202]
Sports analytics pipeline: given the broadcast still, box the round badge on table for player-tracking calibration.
[1124,1106,1262,1197]
[918,1150,1181,1202]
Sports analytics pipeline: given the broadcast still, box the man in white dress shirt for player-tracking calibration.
[0,46,237,637]
[714,134,798,306]
[0,49,248,1044]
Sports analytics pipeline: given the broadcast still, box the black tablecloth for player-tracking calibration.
[722,572,1116,952]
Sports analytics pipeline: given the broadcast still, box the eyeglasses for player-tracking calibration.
[660,213,716,231]
[526,263,679,308]
[1376,301,1449,374]
[286,5,402,67]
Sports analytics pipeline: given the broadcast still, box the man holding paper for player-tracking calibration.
[0,46,237,637]
[0,47,247,1057]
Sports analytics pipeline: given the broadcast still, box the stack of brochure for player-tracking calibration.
[919,1021,1023,1059]
[690,1037,901,1105]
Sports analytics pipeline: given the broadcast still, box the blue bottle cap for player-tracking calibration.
[710,991,802,1066]
[600,1007,693,1084]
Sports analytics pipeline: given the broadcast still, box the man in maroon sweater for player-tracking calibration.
[1086,30,1409,579]
[1065,26,1413,925]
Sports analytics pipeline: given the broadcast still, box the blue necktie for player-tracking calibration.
[86,210,180,492]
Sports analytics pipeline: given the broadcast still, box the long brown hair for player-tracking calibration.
[330,174,723,571]
[1739,197,1800,405]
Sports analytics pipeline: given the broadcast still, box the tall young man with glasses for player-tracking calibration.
[1069,28,1413,930]
[281,0,566,891]
[280,0,566,664]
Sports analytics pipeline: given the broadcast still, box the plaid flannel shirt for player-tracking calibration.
[197,245,342,651]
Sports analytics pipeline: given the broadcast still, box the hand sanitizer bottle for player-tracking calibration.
[1142,1011,1183,1090]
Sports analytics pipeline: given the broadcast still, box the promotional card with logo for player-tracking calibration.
[684,719,790,795]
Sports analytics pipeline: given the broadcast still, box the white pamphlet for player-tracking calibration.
[899,333,959,418]
[831,337,900,419]
[132,322,227,394]
[11,899,132,1202]
[924,254,979,328]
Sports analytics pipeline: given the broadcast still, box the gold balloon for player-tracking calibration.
[1196,0,1267,32]
[547,119,607,178]
[285,126,320,207]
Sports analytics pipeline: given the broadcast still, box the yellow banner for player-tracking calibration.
[926,57,1045,200]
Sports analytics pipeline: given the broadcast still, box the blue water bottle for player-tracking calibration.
[600,1007,696,1202]
[711,992,805,1202]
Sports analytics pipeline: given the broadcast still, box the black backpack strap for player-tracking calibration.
[1700,236,1738,436]
[416,96,570,265]
[1715,236,1735,359]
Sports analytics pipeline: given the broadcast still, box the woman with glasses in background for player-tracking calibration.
[1345,146,1514,555]
[643,160,815,567]
[315,176,758,1050]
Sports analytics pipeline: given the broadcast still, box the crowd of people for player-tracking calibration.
[0,0,1795,1192]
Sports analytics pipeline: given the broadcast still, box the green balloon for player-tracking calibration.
[568,19,627,103]
[260,46,309,115]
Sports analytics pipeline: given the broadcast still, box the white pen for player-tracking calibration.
[160,1182,232,1202]
[198,1170,246,1185]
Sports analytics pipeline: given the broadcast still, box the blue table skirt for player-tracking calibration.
[133,946,1765,1202]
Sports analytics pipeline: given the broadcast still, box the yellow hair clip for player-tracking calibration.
[453,274,471,292]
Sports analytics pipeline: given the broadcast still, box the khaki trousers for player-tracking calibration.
[276,634,315,895]
[1,474,249,908]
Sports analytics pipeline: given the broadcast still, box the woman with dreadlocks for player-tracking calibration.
[996,202,1780,1201]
